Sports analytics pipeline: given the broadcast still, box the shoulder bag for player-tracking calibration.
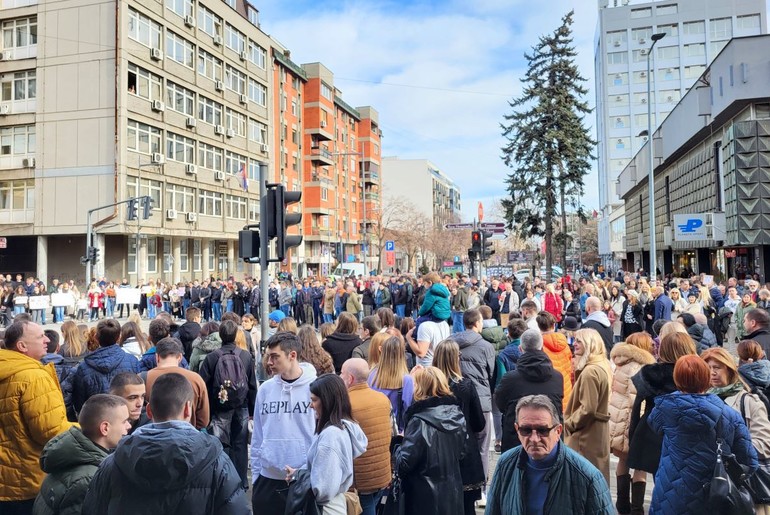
[708,437,754,515]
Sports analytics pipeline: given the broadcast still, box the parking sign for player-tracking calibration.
[385,240,395,252]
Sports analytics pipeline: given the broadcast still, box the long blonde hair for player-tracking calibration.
[574,328,607,371]
[372,336,409,390]
[61,320,87,357]
[413,366,453,402]
[433,340,462,382]
[367,332,391,367]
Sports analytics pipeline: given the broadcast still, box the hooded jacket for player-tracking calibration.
[81,420,248,514]
[322,333,363,374]
[608,343,656,454]
[627,362,676,473]
[495,350,564,453]
[32,426,108,515]
[686,323,717,352]
[418,283,451,320]
[0,350,73,502]
[745,327,770,359]
[454,330,496,412]
[175,321,201,362]
[581,311,614,357]
[649,393,758,515]
[40,353,80,388]
[740,359,770,392]
[305,419,368,504]
[396,396,467,515]
[481,320,506,352]
[250,363,317,481]
[69,345,140,414]
[542,332,573,411]
[189,332,223,373]
[120,337,144,359]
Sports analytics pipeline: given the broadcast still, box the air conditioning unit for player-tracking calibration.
[214,171,225,181]
[226,128,235,138]
[640,49,647,55]
[640,71,647,77]
[166,209,178,220]
[615,96,623,102]
[0,105,9,115]
[639,38,646,44]
[184,15,195,27]
[150,48,163,61]
[641,98,647,104]
[151,100,165,112]
[215,124,225,135]
[186,116,196,128]
[213,35,223,46]
[0,50,12,61]
[617,139,623,144]
[667,95,674,102]
[616,117,622,122]
[151,152,165,164]
[615,74,622,79]
[320,120,327,128]
[22,157,35,168]
[666,68,673,73]
[185,164,197,175]
[214,80,224,91]
[613,41,621,47]
[240,51,248,61]
[186,212,197,222]
[239,94,248,105]
[260,144,269,153]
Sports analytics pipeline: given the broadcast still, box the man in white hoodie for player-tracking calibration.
[581,296,614,357]
[250,331,317,515]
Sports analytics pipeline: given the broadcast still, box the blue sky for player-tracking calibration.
[254,0,601,222]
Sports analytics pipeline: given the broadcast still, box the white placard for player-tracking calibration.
[51,293,74,307]
[14,295,28,305]
[116,288,141,306]
[28,296,50,310]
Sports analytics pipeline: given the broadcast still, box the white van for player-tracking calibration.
[329,263,366,280]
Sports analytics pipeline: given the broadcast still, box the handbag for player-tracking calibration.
[740,393,770,503]
[707,438,754,515]
[344,489,362,515]
[379,471,405,515]
[285,469,323,515]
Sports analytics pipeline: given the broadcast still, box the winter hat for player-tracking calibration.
[562,316,580,331]
[268,310,286,323]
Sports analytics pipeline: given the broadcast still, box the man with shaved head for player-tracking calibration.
[340,358,392,515]
[581,296,614,357]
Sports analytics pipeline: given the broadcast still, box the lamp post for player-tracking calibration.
[646,32,665,283]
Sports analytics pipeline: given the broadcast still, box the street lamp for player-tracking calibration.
[646,32,665,282]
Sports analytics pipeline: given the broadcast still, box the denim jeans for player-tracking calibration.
[13,305,25,316]
[395,304,406,317]
[226,299,234,313]
[183,298,190,312]
[54,306,65,322]
[106,298,115,318]
[281,304,291,316]
[323,313,334,324]
[358,489,385,515]
[451,311,465,333]
[212,302,222,321]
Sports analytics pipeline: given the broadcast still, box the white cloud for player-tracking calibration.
[257,1,601,222]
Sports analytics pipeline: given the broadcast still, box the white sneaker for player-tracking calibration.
[477,492,487,508]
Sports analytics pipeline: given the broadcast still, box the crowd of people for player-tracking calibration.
[3,268,770,515]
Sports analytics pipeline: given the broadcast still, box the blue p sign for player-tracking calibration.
[385,240,395,251]
[678,218,703,233]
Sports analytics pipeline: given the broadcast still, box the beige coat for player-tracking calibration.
[564,356,612,485]
[608,343,656,455]
[725,391,770,459]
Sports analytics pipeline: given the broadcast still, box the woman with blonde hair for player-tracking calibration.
[366,331,390,367]
[297,324,334,376]
[60,320,88,359]
[368,335,413,432]
[395,366,466,515]
[668,288,687,320]
[277,317,298,334]
[564,328,613,484]
[609,332,656,514]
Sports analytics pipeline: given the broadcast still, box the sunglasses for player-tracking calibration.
[517,424,558,437]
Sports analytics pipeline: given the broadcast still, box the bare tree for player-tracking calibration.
[378,195,431,272]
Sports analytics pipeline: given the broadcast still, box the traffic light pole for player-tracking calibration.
[259,163,270,342]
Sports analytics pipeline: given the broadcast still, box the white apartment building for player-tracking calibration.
[0,0,274,284]
[595,0,766,270]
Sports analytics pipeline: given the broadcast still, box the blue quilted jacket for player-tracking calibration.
[69,345,139,413]
[648,392,757,515]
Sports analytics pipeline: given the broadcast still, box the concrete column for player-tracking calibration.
[36,236,48,284]
[202,238,211,280]
[94,234,105,280]
[227,240,235,279]
[172,237,182,284]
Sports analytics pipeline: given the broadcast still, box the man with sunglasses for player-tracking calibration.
[485,394,613,515]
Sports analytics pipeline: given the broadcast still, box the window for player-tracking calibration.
[193,239,201,272]
[1,70,35,101]
[615,137,630,150]
[321,82,333,101]
[609,72,628,86]
[684,64,705,79]
[635,113,655,127]
[0,179,33,210]
[321,187,328,201]
[224,23,245,53]
[2,17,37,49]
[656,4,677,15]
[180,239,188,272]
[127,8,160,49]
[247,7,259,27]
[127,120,161,154]
[293,77,300,90]
[683,21,705,35]
[607,52,627,65]
[684,43,705,57]
[658,24,678,37]
[198,142,223,171]
[633,70,652,83]
[657,46,679,59]
[128,239,137,275]
[631,7,651,18]
[127,63,162,101]
[248,41,266,69]
[208,241,215,270]
[659,67,679,81]
[225,65,246,94]
[710,40,728,57]
[0,124,34,156]
[632,49,649,63]
[710,18,732,39]
[611,94,629,107]
[633,92,648,105]
[632,27,652,42]
[225,109,246,136]
[163,239,171,274]
[146,238,157,274]
[226,195,247,219]
[165,183,195,212]
[166,31,194,68]
[166,132,195,164]
[607,30,627,46]
[197,5,221,37]
[248,119,267,143]
[613,116,630,128]
[198,190,222,216]
[198,49,222,81]
[198,96,222,125]
[248,78,267,106]
[126,177,162,208]
[737,15,761,31]
[225,150,247,175]
[248,199,258,221]
[165,0,192,18]
[291,99,298,115]
[166,81,195,116]
[659,90,680,103]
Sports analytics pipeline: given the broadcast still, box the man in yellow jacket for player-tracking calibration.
[0,320,73,514]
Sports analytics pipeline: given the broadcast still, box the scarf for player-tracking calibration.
[708,381,745,400]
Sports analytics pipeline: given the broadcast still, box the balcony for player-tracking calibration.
[364,192,379,201]
[307,125,333,142]
[362,171,379,184]
[306,206,333,216]
[309,147,334,166]
[305,227,335,241]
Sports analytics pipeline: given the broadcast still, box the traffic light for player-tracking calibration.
[87,246,99,263]
[267,184,303,261]
[127,198,138,221]
[238,230,260,262]
[142,196,154,219]
[471,231,482,253]
[481,231,495,260]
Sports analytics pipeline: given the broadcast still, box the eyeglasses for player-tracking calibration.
[517,425,558,437]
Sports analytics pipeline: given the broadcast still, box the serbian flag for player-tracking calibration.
[239,163,248,192]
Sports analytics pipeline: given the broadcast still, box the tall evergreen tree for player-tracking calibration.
[500,10,594,280]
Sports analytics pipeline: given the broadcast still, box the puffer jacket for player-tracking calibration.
[627,362,676,473]
[69,345,139,413]
[40,353,80,388]
[396,396,466,515]
[32,426,108,515]
[686,323,717,352]
[480,320,506,352]
[542,332,573,411]
[649,392,758,515]
[449,377,486,489]
[81,420,248,514]
[0,350,73,501]
[189,332,222,373]
[485,442,613,515]
[608,343,656,454]
[740,359,770,393]
[454,330,495,412]
[348,384,392,494]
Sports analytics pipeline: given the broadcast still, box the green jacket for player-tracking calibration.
[451,288,468,312]
[33,426,108,515]
[485,443,613,515]
[481,323,507,352]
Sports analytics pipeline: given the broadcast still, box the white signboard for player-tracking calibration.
[116,288,141,306]
[673,214,708,241]
[28,296,50,310]
[51,293,74,307]
[14,295,28,306]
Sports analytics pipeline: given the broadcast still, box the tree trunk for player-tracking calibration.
[545,173,554,283]
[559,180,568,273]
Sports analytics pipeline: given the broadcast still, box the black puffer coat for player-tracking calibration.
[627,362,676,473]
[81,421,248,515]
[396,396,466,515]
[449,377,485,489]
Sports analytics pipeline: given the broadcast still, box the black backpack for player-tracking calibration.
[212,348,248,409]
[717,307,733,336]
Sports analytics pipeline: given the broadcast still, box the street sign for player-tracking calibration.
[454,255,461,263]
[385,240,395,251]
[0,237,6,249]
[443,261,454,267]
[507,250,534,264]
[486,227,506,235]
[444,223,474,230]
[386,251,395,266]
[480,222,505,229]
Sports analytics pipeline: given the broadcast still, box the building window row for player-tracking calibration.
[2,17,37,49]
[0,124,35,156]
[0,179,34,211]
[1,70,35,101]
[127,176,248,220]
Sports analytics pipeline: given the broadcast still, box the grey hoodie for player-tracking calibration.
[454,330,496,412]
[584,310,611,327]
[305,419,367,504]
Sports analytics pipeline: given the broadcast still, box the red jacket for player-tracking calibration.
[88,291,104,309]
[544,292,563,322]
